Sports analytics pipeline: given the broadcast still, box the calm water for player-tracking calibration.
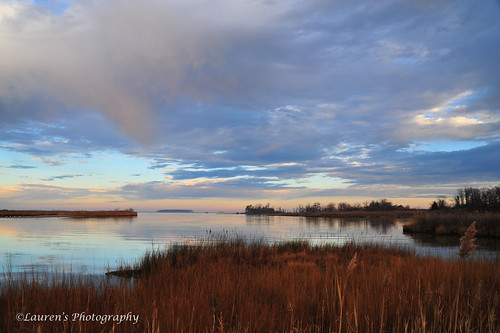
[1,213,499,279]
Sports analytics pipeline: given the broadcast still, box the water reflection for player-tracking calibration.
[67,216,138,223]
[246,215,401,234]
[297,216,400,234]
[245,215,271,225]
[1,213,499,280]
[406,232,500,252]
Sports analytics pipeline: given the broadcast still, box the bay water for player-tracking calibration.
[1,212,498,280]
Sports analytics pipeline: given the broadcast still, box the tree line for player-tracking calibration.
[245,203,277,215]
[245,199,410,215]
[431,185,500,212]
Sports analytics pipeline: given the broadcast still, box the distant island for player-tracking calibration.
[157,209,194,213]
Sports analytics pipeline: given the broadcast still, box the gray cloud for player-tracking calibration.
[4,165,36,169]
[1,0,499,203]
[41,174,84,182]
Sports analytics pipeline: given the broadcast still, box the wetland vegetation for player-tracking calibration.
[404,185,500,238]
[0,209,137,218]
[1,237,499,332]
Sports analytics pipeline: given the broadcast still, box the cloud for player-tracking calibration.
[0,111,131,157]
[4,164,36,169]
[31,157,67,166]
[41,174,84,181]
[0,0,499,207]
[2,1,498,143]
[118,180,286,201]
[0,0,297,142]
[327,141,500,187]
[2,183,102,201]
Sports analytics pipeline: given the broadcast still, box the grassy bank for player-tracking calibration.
[403,211,500,237]
[1,239,499,332]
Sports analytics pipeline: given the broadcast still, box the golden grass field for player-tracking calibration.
[1,238,499,332]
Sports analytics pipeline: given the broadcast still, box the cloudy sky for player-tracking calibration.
[1,0,499,211]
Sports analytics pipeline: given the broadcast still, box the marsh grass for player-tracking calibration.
[403,211,500,237]
[1,237,499,332]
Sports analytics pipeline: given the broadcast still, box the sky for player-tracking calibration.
[1,0,499,212]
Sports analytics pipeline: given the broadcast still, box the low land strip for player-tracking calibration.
[0,210,137,218]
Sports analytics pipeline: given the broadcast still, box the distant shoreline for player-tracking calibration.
[0,210,138,218]
[157,209,194,213]
[250,210,423,219]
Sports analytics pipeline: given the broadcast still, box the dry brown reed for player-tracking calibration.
[403,210,500,237]
[458,221,479,259]
[1,239,499,332]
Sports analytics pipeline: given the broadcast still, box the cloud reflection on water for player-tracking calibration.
[1,213,498,279]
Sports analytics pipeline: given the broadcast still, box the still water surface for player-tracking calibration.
[1,213,498,278]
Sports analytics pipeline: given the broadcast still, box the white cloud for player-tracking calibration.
[413,115,483,126]
[449,117,483,126]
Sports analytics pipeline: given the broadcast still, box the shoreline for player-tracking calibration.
[402,210,500,238]
[255,209,500,239]
[255,209,423,219]
[0,210,138,218]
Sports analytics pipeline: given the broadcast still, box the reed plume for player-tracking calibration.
[458,221,478,259]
